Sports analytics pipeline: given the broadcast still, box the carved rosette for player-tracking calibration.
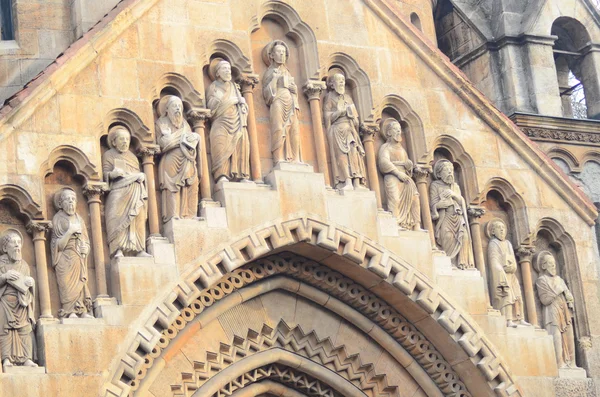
[516,245,535,263]
[83,182,109,201]
[359,123,378,143]
[302,80,325,101]
[186,108,212,130]
[238,75,259,93]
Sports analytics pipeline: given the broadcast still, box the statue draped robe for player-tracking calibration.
[377,142,420,229]
[103,148,148,255]
[0,255,35,364]
[323,91,366,185]
[156,116,199,220]
[488,238,522,310]
[51,211,92,318]
[429,180,474,269]
[207,80,250,181]
[262,65,301,162]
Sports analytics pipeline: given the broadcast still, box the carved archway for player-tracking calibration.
[101,216,524,397]
[39,145,99,181]
[327,52,374,122]
[0,184,43,221]
[547,146,581,173]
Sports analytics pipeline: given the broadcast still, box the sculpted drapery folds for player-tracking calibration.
[535,251,577,369]
[156,95,200,221]
[378,119,420,230]
[51,188,93,319]
[262,40,301,164]
[0,230,36,369]
[429,160,474,269]
[102,126,149,258]
[487,219,530,327]
[206,59,250,183]
[323,73,367,190]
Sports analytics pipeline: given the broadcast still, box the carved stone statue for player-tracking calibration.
[534,250,576,368]
[51,187,93,319]
[487,219,530,327]
[378,119,420,230]
[323,72,367,190]
[102,125,150,258]
[262,40,301,164]
[0,229,37,368]
[206,59,250,183]
[429,159,474,269]
[156,95,200,221]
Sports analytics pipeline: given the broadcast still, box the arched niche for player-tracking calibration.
[532,217,590,368]
[547,146,581,173]
[429,135,478,203]
[251,0,320,82]
[0,184,43,222]
[202,38,253,79]
[326,52,374,122]
[39,145,100,183]
[101,108,153,151]
[410,12,422,32]
[151,72,204,117]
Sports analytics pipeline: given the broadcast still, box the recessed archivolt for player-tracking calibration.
[327,52,374,122]
[102,108,154,148]
[151,72,204,111]
[547,146,580,173]
[39,144,100,181]
[203,39,253,76]
[102,215,524,397]
[0,184,43,221]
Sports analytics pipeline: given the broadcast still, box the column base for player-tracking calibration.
[558,367,587,379]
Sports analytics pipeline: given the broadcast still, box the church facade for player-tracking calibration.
[0,1,599,396]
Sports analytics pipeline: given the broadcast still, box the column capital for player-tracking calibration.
[303,80,326,101]
[359,122,379,143]
[516,245,536,262]
[413,164,432,183]
[137,144,161,159]
[26,220,52,237]
[467,205,486,220]
[83,181,109,200]
[238,74,260,93]
[186,107,212,129]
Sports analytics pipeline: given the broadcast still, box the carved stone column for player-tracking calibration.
[414,165,435,246]
[359,123,382,209]
[303,80,330,186]
[26,220,53,318]
[187,108,212,205]
[467,206,490,306]
[516,245,538,326]
[137,145,161,236]
[83,181,109,298]
[239,75,263,182]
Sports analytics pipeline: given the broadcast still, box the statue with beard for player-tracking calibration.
[535,251,577,369]
[51,187,93,319]
[429,160,474,269]
[156,95,200,221]
[378,119,420,230]
[0,229,37,368]
[487,219,530,327]
[206,60,250,183]
[262,40,301,164]
[323,73,367,190]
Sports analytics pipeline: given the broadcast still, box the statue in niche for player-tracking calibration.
[323,72,367,190]
[206,59,251,183]
[378,119,420,230]
[534,250,576,368]
[156,95,200,221]
[487,219,530,327]
[262,40,301,164]
[429,159,474,269]
[51,187,93,319]
[0,229,37,368]
[102,125,150,258]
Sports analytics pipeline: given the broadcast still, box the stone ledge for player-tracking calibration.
[2,366,46,375]
[558,367,587,379]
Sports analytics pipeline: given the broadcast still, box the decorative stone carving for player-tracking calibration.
[0,229,37,368]
[534,250,577,368]
[486,218,530,327]
[262,40,301,164]
[522,127,600,144]
[206,59,250,183]
[429,159,474,269]
[323,72,367,190]
[50,187,93,319]
[102,126,150,258]
[156,95,200,221]
[378,119,420,229]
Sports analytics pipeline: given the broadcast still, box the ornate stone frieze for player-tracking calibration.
[522,127,600,144]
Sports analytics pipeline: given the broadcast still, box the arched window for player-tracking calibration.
[0,0,13,41]
[410,12,422,32]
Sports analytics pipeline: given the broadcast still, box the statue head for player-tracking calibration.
[267,40,289,66]
[383,119,402,144]
[166,96,184,127]
[433,159,454,185]
[55,187,77,217]
[487,219,507,241]
[108,126,131,154]
[328,73,346,95]
[0,229,22,262]
[536,251,558,277]
[215,60,232,83]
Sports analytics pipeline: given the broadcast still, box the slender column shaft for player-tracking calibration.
[360,124,383,209]
[139,145,160,236]
[303,81,330,186]
[467,206,490,306]
[517,246,538,326]
[27,221,53,318]
[414,166,435,247]
[240,75,263,182]
[83,182,109,298]
[187,108,212,203]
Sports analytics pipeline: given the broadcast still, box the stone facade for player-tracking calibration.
[0,0,598,396]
